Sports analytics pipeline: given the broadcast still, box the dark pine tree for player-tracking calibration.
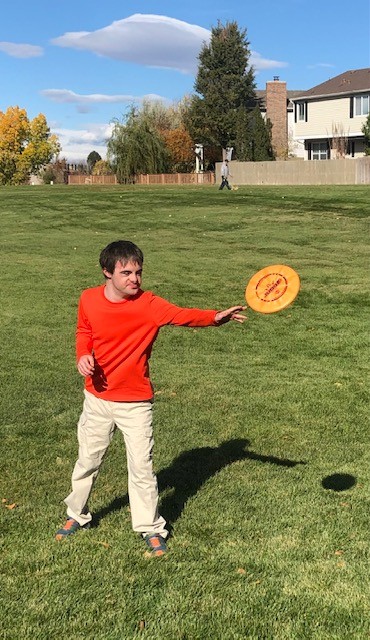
[87,151,102,174]
[186,20,273,161]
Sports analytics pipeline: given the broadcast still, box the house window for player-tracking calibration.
[312,142,328,160]
[355,94,370,116]
[297,102,306,121]
[295,101,308,122]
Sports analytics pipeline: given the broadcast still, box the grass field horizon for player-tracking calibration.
[1,184,369,639]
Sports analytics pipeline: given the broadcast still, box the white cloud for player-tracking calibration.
[250,51,288,71]
[51,14,210,74]
[41,89,168,105]
[0,42,43,58]
[52,123,113,163]
[307,63,335,69]
[51,15,287,76]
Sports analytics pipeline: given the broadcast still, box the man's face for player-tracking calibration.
[103,260,142,299]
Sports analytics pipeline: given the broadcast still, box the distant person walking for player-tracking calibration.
[219,159,231,190]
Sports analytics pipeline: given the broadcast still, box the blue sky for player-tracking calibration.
[1,0,369,162]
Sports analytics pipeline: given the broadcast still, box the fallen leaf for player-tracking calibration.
[139,620,145,631]
[334,550,344,556]
[340,502,350,508]
[237,568,246,575]
[1,498,7,503]
[5,503,17,510]
[334,382,342,387]
[94,541,110,549]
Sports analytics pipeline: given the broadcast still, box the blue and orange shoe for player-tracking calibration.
[55,517,90,541]
[144,533,167,557]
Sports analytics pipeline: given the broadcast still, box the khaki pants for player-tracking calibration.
[64,390,167,537]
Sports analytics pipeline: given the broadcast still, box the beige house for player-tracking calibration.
[291,68,370,160]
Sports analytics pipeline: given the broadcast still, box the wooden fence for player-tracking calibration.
[217,157,370,186]
[135,172,215,185]
[68,172,215,186]
[68,175,117,185]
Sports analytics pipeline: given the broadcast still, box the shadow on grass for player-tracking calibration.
[158,439,306,527]
[321,473,356,491]
[93,439,306,528]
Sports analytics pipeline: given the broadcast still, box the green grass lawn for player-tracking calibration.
[0,184,369,639]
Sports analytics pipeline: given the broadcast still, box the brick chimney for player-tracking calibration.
[266,78,288,160]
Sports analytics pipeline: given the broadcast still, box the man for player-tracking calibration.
[56,240,246,556]
[219,159,232,190]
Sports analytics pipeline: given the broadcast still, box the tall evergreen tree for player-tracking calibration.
[247,107,274,161]
[257,113,274,161]
[187,21,255,151]
[234,106,251,160]
[186,20,273,161]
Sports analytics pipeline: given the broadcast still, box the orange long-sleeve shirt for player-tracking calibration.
[76,285,218,401]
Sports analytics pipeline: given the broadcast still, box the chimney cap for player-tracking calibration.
[273,76,280,81]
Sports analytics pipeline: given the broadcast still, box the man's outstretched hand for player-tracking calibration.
[214,306,247,325]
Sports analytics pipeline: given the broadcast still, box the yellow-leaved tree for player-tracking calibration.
[160,126,195,172]
[91,159,114,175]
[0,107,60,185]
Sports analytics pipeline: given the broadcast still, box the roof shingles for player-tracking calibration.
[296,68,370,99]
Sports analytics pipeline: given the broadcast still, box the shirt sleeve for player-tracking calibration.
[149,294,218,328]
[76,295,93,361]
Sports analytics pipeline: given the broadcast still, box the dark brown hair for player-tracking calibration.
[99,240,144,274]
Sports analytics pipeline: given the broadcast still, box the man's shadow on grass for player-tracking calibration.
[93,439,306,529]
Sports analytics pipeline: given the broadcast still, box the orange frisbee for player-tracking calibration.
[245,264,300,314]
